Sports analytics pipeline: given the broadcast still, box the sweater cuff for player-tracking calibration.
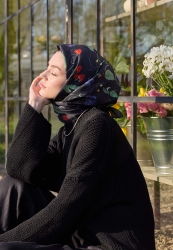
[18,102,50,126]
[11,103,51,142]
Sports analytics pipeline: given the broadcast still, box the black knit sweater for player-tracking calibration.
[0,103,155,250]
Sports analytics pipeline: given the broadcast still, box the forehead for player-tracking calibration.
[49,51,66,70]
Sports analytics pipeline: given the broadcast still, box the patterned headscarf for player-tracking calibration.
[52,44,121,122]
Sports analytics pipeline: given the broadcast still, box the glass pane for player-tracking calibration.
[21,101,27,112]
[136,0,173,166]
[100,0,131,96]
[8,0,18,16]
[0,0,5,21]
[136,1,173,95]
[115,102,153,166]
[20,8,31,97]
[136,107,153,167]
[0,101,5,165]
[40,105,63,138]
[0,25,5,97]
[8,101,19,145]
[20,0,30,8]
[48,0,66,56]
[8,16,18,97]
[73,0,97,48]
[32,1,47,79]
[48,105,63,138]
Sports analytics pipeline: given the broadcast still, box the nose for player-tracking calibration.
[39,69,48,79]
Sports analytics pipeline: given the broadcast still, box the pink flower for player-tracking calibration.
[124,102,131,108]
[156,106,168,117]
[146,89,164,97]
[125,102,131,120]
[137,103,148,113]
[126,110,131,120]
[148,103,159,111]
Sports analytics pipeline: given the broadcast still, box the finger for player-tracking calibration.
[32,76,43,87]
[30,80,41,93]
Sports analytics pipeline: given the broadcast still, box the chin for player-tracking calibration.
[39,90,55,100]
[39,90,48,98]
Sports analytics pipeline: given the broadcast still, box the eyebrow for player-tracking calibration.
[50,65,62,71]
[48,62,66,74]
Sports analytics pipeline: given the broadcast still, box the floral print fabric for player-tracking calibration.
[52,44,121,122]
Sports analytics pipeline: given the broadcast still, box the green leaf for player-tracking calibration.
[110,90,118,98]
[65,84,78,92]
[64,85,71,93]
[136,63,145,73]
[121,119,130,128]
[115,117,124,123]
[121,86,131,91]
[140,123,146,134]
[103,87,109,94]
[136,79,146,92]
[105,70,115,80]
[113,54,130,74]
[53,106,64,114]
[69,85,78,90]
[115,62,129,74]
[137,116,146,134]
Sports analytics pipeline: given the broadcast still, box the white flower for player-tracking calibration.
[143,45,173,76]
[165,64,173,73]
[168,74,173,80]
[143,45,173,96]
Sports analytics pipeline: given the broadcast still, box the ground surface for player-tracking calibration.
[146,179,173,249]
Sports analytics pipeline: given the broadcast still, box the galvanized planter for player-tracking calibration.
[142,117,173,174]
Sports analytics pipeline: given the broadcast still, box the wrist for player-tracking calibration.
[28,100,44,113]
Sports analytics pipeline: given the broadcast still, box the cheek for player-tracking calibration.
[51,79,66,92]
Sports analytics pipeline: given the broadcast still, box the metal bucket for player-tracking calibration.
[142,117,173,174]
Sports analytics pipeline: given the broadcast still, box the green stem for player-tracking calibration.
[152,72,173,96]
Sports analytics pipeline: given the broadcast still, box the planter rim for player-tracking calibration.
[142,116,173,119]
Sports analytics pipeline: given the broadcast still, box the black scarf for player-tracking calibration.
[52,44,122,122]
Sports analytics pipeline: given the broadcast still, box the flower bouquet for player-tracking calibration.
[142,45,173,96]
[114,45,173,133]
[137,88,173,133]
[115,88,173,134]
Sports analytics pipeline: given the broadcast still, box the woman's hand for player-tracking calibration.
[29,76,51,113]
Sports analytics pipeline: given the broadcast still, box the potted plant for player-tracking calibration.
[140,45,173,174]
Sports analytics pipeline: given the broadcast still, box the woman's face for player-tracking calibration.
[38,51,66,99]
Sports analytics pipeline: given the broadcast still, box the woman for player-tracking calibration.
[0,44,155,250]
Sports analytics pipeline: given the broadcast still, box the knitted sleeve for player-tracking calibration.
[6,103,63,191]
[0,114,111,244]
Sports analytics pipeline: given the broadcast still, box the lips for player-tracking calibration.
[39,82,46,88]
